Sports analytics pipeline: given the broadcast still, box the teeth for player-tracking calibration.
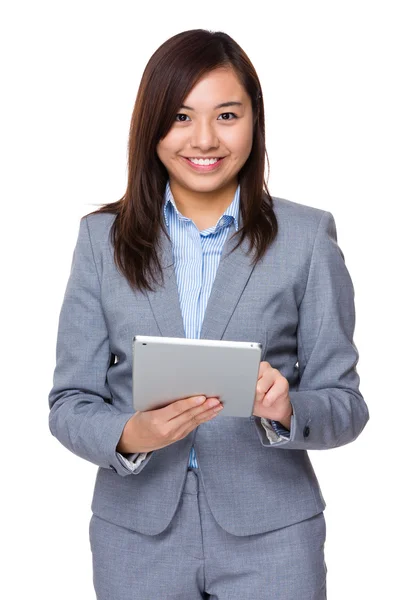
[189,157,220,166]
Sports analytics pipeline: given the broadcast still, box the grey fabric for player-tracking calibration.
[49,194,369,538]
[89,468,327,599]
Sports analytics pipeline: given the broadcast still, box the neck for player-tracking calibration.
[169,179,238,225]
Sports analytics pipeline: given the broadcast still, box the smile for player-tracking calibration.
[181,156,225,172]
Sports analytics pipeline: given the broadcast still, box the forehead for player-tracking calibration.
[182,68,249,108]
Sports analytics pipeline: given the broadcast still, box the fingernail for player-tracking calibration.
[195,396,206,404]
[208,398,220,408]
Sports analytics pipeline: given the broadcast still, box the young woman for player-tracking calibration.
[48,29,369,599]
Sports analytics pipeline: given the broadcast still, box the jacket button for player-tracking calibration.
[109,465,117,473]
[303,426,310,438]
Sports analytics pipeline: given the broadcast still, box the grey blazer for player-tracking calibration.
[48,194,369,537]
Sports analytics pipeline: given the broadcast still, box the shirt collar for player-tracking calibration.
[163,180,240,233]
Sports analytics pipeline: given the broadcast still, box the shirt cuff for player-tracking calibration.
[260,418,291,444]
[116,452,149,472]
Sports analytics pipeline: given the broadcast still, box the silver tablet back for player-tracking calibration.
[132,336,262,418]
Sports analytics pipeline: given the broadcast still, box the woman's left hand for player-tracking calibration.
[252,361,293,429]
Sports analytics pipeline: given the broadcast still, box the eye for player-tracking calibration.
[175,113,190,122]
[174,112,238,122]
[218,112,238,120]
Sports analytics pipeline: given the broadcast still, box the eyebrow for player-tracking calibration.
[179,101,243,111]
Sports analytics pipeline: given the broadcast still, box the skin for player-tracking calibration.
[156,66,254,230]
[117,68,293,455]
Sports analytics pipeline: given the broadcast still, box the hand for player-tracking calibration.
[252,361,293,429]
[116,395,224,454]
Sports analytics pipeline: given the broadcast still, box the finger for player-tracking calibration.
[257,361,270,379]
[172,400,224,436]
[262,382,280,407]
[256,379,270,396]
[263,378,288,407]
[168,395,222,423]
[255,376,275,402]
[195,403,224,420]
[188,397,222,419]
[258,366,278,389]
[162,395,207,419]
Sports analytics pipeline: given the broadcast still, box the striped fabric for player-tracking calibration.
[163,180,290,468]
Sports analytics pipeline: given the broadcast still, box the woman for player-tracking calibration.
[48,29,369,599]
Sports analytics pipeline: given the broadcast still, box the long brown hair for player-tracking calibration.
[88,29,278,293]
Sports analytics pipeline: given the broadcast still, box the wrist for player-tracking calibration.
[279,414,291,430]
[279,403,293,430]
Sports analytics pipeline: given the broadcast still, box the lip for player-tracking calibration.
[181,156,225,172]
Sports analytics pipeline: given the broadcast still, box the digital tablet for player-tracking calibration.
[132,335,262,418]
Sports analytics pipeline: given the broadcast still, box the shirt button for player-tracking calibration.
[303,426,310,438]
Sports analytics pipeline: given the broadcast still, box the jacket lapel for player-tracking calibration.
[144,226,186,339]
[199,227,257,340]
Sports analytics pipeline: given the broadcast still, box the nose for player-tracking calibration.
[189,119,219,152]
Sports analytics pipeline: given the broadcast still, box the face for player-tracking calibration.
[156,67,254,197]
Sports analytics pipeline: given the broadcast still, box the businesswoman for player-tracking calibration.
[48,29,369,599]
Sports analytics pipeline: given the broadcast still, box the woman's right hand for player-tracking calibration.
[116,395,224,454]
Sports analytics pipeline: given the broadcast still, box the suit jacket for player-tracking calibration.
[48,194,369,536]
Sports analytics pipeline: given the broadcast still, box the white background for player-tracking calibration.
[1,1,407,598]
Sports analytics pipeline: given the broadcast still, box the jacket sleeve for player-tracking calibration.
[48,216,153,476]
[254,211,369,450]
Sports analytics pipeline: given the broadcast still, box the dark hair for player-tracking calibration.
[88,29,278,293]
